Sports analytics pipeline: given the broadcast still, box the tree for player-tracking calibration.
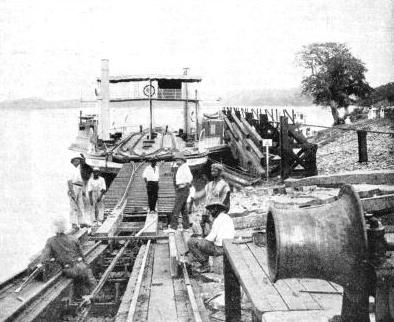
[298,43,372,125]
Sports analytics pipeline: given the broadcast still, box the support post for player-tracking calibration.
[357,130,368,163]
[224,254,241,322]
[266,146,269,181]
[280,116,290,180]
[195,89,199,140]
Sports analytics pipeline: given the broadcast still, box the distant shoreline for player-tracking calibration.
[0,98,80,110]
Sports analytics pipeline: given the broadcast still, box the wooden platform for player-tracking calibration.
[96,161,175,238]
[115,240,200,322]
[223,240,344,322]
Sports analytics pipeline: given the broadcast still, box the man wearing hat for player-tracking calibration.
[142,157,160,213]
[170,152,193,230]
[194,163,231,236]
[187,198,235,273]
[40,216,97,300]
[68,156,86,230]
[87,167,107,224]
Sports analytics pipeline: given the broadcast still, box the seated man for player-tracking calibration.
[40,216,97,299]
[187,198,235,273]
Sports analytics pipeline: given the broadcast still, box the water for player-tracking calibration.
[0,104,332,283]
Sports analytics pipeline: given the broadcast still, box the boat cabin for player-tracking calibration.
[97,59,202,142]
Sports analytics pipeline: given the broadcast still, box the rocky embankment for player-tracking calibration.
[310,118,394,174]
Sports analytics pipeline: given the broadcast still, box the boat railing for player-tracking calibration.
[109,124,141,134]
[158,88,182,99]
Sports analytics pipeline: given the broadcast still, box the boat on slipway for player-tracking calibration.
[69,59,226,178]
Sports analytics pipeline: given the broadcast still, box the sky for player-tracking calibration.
[0,0,393,101]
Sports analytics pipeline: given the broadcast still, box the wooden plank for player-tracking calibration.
[247,244,322,311]
[262,309,340,322]
[94,211,124,237]
[223,241,288,314]
[115,245,147,322]
[117,222,144,233]
[284,170,394,188]
[174,231,188,256]
[298,279,343,311]
[172,278,194,322]
[126,241,152,322]
[134,244,155,322]
[182,264,203,322]
[190,279,211,322]
[240,117,264,146]
[168,233,179,278]
[231,112,250,137]
[362,194,394,213]
[147,243,178,322]
[141,212,158,236]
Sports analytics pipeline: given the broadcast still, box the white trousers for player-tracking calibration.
[69,185,90,226]
[88,190,105,222]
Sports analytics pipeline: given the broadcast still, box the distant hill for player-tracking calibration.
[221,88,313,106]
[0,98,80,110]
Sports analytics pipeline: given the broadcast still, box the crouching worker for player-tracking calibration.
[187,198,235,273]
[40,216,97,300]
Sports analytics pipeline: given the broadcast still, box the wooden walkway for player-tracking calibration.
[115,240,206,322]
[223,240,344,322]
[105,161,176,216]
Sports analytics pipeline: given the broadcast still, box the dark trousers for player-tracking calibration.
[146,181,159,211]
[170,186,190,229]
[63,262,97,299]
[187,237,223,265]
[200,213,211,237]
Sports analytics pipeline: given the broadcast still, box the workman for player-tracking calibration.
[170,152,193,230]
[142,157,160,213]
[40,216,97,300]
[68,156,87,230]
[187,198,235,273]
[87,167,106,225]
[194,163,230,236]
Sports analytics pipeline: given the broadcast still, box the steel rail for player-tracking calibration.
[77,240,132,321]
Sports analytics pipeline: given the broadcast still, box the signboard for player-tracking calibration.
[262,139,273,147]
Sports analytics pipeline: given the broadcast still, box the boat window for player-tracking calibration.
[158,80,182,99]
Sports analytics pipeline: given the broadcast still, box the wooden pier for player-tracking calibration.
[92,161,209,322]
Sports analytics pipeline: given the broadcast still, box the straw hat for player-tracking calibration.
[211,163,224,172]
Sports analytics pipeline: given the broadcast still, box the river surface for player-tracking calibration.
[0,104,332,282]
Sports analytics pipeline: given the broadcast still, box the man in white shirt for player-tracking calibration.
[142,158,160,213]
[87,167,107,224]
[187,198,235,273]
[67,156,86,230]
[170,152,193,229]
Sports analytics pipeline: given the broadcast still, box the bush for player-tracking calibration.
[348,107,367,122]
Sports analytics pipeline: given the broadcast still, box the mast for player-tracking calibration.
[100,59,110,140]
[149,79,153,139]
[183,67,189,136]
